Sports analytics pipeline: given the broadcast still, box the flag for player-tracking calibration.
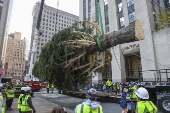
[0,68,5,76]
[4,62,8,70]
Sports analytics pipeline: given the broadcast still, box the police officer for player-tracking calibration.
[17,87,25,113]
[20,87,36,113]
[6,85,15,110]
[74,88,103,113]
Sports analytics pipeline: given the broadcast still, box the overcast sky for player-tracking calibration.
[9,0,79,59]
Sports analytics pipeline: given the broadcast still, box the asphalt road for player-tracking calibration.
[34,88,164,113]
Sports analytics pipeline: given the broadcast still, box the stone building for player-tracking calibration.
[5,32,26,81]
[0,0,13,66]
[29,2,79,65]
[79,0,170,82]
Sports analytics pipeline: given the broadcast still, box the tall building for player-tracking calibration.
[79,0,170,82]
[29,2,79,66]
[5,32,26,81]
[0,0,13,67]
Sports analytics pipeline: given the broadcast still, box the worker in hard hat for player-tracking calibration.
[17,87,25,113]
[120,87,158,113]
[20,87,36,113]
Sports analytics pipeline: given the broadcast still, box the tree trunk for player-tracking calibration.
[86,20,144,54]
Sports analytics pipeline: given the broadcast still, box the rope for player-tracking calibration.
[96,37,105,51]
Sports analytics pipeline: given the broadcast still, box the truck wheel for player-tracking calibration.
[158,97,170,113]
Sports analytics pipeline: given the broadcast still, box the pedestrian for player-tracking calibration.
[102,83,106,92]
[74,88,103,113]
[120,87,158,113]
[20,87,36,113]
[17,87,25,113]
[46,83,50,93]
[6,85,15,110]
[51,105,67,113]
[0,88,5,113]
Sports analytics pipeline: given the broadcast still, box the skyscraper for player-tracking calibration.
[0,0,12,67]
[79,0,170,82]
[29,2,79,66]
[5,32,26,81]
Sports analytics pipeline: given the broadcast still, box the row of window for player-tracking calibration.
[43,10,76,22]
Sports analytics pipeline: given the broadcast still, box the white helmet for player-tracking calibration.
[21,87,31,92]
[135,87,149,99]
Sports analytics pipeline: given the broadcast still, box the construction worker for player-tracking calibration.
[74,88,103,113]
[120,87,158,113]
[46,83,50,93]
[17,87,25,113]
[51,83,55,93]
[0,88,5,113]
[6,85,15,110]
[106,79,112,93]
[114,82,120,95]
[20,87,36,113]
[128,83,137,100]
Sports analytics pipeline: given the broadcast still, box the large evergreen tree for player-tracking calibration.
[32,20,144,91]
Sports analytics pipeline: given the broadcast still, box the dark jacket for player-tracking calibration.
[120,92,127,109]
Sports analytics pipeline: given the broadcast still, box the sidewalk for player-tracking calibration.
[6,96,74,113]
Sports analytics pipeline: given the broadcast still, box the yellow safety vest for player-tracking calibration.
[51,84,54,88]
[6,89,15,97]
[106,81,112,86]
[76,104,103,113]
[46,84,50,88]
[17,94,24,109]
[21,95,33,112]
[129,86,137,99]
[0,95,5,113]
[137,101,158,113]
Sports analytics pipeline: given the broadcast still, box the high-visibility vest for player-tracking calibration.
[17,94,24,109]
[51,84,54,88]
[106,81,112,86]
[6,89,15,97]
[76,104,103,113]
[129,86,137,99]
[21,95,33,112]
[137,101,158,113]
[46,84,50,88]
[0,95,5,113]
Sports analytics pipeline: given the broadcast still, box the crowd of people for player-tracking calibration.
[0,80,169,113]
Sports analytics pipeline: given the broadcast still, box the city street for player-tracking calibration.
[34,88,163,113]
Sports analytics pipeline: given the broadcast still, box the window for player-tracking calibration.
[129,12,136,23]
[119,17,125,28]
[118,3,123,12]
[127,0,134,7]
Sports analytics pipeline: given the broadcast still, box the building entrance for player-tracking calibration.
[125,55,142,82]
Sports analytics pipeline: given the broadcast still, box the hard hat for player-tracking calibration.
[21,87,31,92]
[86,88,98,100]
[135,87,149,99]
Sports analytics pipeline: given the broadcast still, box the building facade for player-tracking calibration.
[0,0,13,67]
[29,2,79,65]
[79,0,170,82]
[5,32,26,81]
